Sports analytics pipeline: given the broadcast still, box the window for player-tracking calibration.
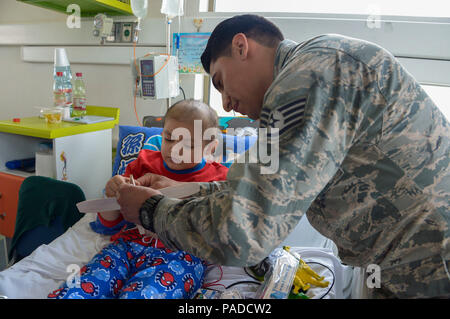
[422,85,450,121]
[209,80,450,121]
[199,0,450,118]
[213,0,450,18]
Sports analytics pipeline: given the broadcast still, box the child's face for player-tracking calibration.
[161,118,215,171]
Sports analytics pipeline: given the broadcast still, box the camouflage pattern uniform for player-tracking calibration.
[153,34,450,298]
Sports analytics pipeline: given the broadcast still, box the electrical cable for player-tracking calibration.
[133,77,142,126]
[179,86,186,100]
[202,264,226,290]
[243,266,263,282]
[203,264,261,291]
[226,280,261,290]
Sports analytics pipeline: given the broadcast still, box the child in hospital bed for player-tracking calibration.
[48,99,228,299]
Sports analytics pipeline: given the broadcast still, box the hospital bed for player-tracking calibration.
[0,126,360,299]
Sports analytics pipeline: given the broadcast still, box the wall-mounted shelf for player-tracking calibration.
[17,0,133,17]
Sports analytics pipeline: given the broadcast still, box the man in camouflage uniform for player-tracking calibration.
[118,15,449,298]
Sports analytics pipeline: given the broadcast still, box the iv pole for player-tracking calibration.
[166,15,172,112]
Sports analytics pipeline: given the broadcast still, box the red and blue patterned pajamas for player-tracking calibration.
[48,227,205,299]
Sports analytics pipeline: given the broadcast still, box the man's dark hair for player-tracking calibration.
[201,14,284,74]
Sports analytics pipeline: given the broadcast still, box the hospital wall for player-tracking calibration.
[1,0,449,130]
[0,0,199,144]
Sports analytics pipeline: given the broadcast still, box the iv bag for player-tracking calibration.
[131,0,148,19]
[161,0,184,18]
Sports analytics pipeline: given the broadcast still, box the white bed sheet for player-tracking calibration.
[0,213,110,298]
[0,214,354,299]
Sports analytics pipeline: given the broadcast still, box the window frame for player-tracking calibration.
[190,0,450,117]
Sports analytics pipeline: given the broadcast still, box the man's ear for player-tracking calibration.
[231,33,249,60]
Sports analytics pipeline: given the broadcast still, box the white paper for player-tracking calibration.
[76,183,201,213]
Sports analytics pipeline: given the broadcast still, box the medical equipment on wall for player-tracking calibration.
[93,13,114,45]
[131,54,180,100]
[129,0,184,126]
[130,0,183,101]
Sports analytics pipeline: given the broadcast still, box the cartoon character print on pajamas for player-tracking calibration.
[110,278,125,297]
[148,256,167,267]
[179,252,196,266]
[155,270,177,291]
[81,280,100,297]
[135,255,147,268]
[48,287,68,299]
[182,274,195,295]
[99,255,116,269]
[122,281,143,293]
[48,241,206,299]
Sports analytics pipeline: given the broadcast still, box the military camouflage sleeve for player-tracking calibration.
[153,41,385,266]
[194,181,229,196]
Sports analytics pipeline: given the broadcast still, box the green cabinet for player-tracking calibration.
[17,0,133,17]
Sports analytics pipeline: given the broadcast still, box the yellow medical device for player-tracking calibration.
[283,246,330,294]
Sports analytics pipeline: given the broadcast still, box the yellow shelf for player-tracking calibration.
[0,106,120,139]
[95,0,133,15]
[17,0,133,17]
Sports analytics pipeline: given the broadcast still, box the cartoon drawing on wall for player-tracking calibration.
[60,151,68,181]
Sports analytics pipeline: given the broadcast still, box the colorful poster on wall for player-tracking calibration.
[172,32,211,74]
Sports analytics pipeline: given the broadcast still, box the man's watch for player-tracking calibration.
[139,194,164,232]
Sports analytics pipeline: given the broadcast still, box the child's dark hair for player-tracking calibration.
[201,14,284,74]
[163,99,219,132]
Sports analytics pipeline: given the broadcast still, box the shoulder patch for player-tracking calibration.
[260,97,307,135]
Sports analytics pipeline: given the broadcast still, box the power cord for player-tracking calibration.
[179,86,186,100]
[226,280,261,290]
[243,266,263,282]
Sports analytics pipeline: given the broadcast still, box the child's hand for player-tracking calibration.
[105,175,141,198]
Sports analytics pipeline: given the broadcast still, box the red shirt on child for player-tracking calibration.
[96,149,228,247]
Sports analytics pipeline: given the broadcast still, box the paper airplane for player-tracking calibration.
[76,183,201,214]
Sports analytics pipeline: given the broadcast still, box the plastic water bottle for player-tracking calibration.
[72,72,87,117]
[54,48,72,82]
[53,72,65,107]
[62,75,73,117]
[53,65,72,83]
[53,48,73,117]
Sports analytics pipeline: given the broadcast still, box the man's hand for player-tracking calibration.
[137,173,185,189]
[116,183,162,226]
[105,175,141,198]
